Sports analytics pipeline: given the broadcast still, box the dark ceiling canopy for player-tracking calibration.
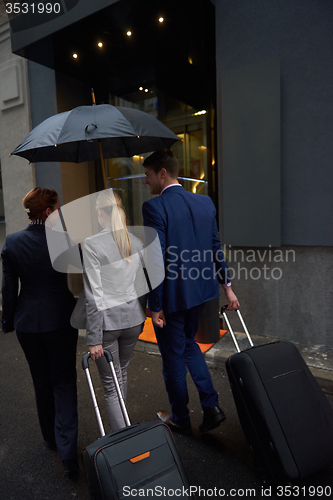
[9,0,215,109]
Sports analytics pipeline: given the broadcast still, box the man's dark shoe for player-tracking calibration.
[44,440,57,450]
[156,410,192,435]
[62,458,79,478]
[199,406,226,433]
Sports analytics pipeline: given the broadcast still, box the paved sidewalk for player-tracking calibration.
[3,332,333,500]
[3,294,332,393]
[133,329,333,395]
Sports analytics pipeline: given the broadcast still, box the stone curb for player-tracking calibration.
[133,337,333,396]
[79,329,333,395]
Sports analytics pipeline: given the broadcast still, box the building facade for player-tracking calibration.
[1,0,332,346]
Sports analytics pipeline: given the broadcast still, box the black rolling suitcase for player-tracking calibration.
[222,307,333,484]
[82,349,194,500]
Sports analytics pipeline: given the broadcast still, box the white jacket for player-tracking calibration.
[81,227,147,345]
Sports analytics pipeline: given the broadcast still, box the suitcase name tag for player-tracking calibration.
[130,451,150,463]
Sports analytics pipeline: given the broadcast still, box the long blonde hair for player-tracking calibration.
[96,190,132,261]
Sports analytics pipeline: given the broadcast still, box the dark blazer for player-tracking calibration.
[1,224,77,333]
[142,185,230,315]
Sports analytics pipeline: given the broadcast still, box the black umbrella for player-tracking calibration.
[11,92,180,188]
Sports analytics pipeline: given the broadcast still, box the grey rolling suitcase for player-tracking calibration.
[82,349,194,499]
[222,306,333,484]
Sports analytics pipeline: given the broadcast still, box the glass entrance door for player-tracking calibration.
[105,90,213,225]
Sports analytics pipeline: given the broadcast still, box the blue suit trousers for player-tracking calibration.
[154,304,219,426]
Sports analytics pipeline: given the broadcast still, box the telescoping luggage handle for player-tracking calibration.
[82,349,131,438]
[221,306,254,353]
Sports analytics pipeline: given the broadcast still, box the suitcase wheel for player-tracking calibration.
[258,465,271,488]
[261,475,271,487]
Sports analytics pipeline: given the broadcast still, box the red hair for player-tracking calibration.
[23,187,58,221]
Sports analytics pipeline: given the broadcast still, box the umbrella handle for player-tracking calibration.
[84,124,107,188]
[90,88,107,188]
[98,141,108,189]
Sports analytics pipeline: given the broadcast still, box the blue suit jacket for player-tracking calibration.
[1,224,77,333]
[142,185,230,314]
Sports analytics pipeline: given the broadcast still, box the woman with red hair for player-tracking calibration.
[1,187,79,477]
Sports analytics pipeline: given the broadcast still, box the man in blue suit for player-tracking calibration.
[142,150,239,435]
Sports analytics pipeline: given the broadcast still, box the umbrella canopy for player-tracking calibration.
[11,104,180,163]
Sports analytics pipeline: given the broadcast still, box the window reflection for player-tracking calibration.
[106,88,212,225]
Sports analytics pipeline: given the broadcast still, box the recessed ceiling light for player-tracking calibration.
[144,88,149,93]
[158,17,164,23]
[97,42,103,48]
[72,53,78,59]
[139,87,143,91]
[126,30,132,36]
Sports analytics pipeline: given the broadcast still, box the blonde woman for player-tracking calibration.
[81,189,146,432]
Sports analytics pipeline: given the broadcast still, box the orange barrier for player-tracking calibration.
[139,317,227,354]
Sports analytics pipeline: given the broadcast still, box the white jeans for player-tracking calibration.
[96,323,143,433]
